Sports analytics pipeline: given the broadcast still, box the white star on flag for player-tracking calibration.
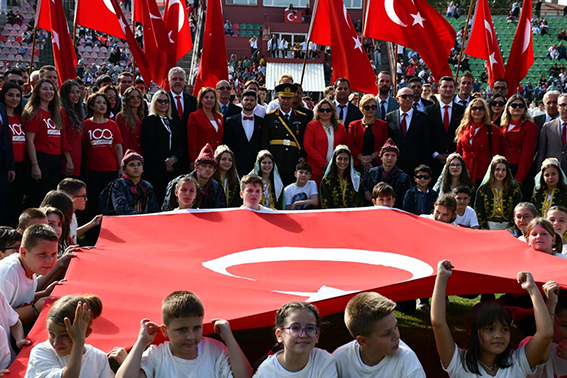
[353,36,363,52]
[118,17,127,33]
[52,29,60,49]
[168,31,174,44]
[489,52,497,67]
[411,12,426,27]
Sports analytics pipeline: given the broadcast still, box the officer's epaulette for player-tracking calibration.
[295,110,306,116]
[267,109,278,115]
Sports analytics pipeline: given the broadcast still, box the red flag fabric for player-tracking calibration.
[163,0,193,61]
[364,0,456,80]
[9,208,567,374]
[75,0,126,39]
[310,0,378,95]
[36,0,77,86]
[505,0,533,95]
[464,0,505,88]
[193,0,228,95]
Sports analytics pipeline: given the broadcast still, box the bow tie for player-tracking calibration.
[243,116,254,121]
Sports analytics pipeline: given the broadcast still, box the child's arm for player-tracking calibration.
[77,215,103,237]
[521,272,554,369]
[10,318,30,349]
[212,318,253,378]
[115,319,160,378]
[61,302,91,378]
[430,260,457,369]
[535,280,560,364]
[290,194,319,210]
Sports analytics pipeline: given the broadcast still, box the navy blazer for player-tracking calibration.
[402,186,438,215]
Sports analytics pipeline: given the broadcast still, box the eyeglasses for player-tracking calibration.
[217,86,231,91]
[470,106,484,111]
[281,325,320,338]
[509,103,526,109]
[363,105,378,110]
[449,163,462,168]
[558,103,567,108]
[399,94,413,100]
[415,175,431,179]
[73,194,88,199]
[318,108,332,113]
[156,99,169,104]
[491,101,506,107]
[493,86,507,91]
[9,79,24,86]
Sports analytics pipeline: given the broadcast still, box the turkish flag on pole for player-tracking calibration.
[163,0,193,61]
[364,0,456,80]
[193,0,228,96]
[75,0,126,39]
[36,0,77,86]
[505,0,533,95]
[310,0,378,95]
[465,0,505,88]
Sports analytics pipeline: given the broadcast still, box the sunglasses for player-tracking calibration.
[217,86,231,91]
[156,99,169,104]
[319,108,332,113]
[9,79,24,86]
[363,105,378,110]
[399,94,413,100]
[491,101,506,107]
[471,106,484,111]
[509,103,526,109]
[415,175,431,179]
[493,86,507,91]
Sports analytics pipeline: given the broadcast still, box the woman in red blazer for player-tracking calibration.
[346,94,388,172]
[456,98,503,186]
[499,94,538,185]
[304,98,347,185]
[187,87,224,163]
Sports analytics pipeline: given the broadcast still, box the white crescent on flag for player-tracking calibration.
[522,21,531,53]
[168,0,185,32]
[385,0,407,27]
[103,0,117,14]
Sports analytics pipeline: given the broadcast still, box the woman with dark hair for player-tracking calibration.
[22,78,64,206]
[100,85,120,120]
[320,145,363,208]
[304,98,347,185]
[213,145,241,207]
[433,152,475,196]
[59,79,84,178]
[40,190,74,254]
[187,87,223,163]
[489,93,507,126]
[531,158,567,216]
[116,86,145,154]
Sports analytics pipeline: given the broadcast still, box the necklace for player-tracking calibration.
[478,359,496,372]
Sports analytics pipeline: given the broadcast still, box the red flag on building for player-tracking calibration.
[75,0,126,39]
[364,0,456,80]
[36,0,77,86]
[193,0,228,95]
[310,0,378,95]
[505,0,533,94]
[464,0,505,88]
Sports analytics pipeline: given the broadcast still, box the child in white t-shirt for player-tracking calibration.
[452,186,479,229]
[333,292,425,377]
[284,162,319,210]
[0,291,28,370]
[116,291,252,378]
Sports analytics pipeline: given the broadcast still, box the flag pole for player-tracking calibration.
[455,0,475,82]
[130,1,137,80]
[30,0,42,77]
[392,43,398,92]
[72,0,78,47]
[301,0,319,85]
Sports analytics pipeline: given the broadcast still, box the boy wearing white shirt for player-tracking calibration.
[334,292,425,377]
[284,162,319,210]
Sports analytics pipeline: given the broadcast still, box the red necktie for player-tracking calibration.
[401,112,407,137]
[176,95,183,120]
[563,123,566,148]
[443,105,450,133]
[243,116,254,121]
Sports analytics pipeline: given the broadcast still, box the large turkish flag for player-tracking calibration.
[9,207,567,374]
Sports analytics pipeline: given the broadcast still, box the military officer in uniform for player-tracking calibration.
[261,83,308,185]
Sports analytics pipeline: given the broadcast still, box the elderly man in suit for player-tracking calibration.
[333,78,362,133]
[375,71,399,120]
[224,89,263,175]
[537,93,567,173]
[385,87,432,176]
[216,80,242,122]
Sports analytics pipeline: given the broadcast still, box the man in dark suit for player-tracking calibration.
[0,102,15,225]
[293,83,314,122]
[216,80,242,122]
[261,83,308,185]
[536,93,567,172]
[375,71,399,120]
[454,72,474,108]
[333,78,362,133]
[408,77,432,112]
[386,87,432,176]
[224,89,263,176]
[424,76,465,179]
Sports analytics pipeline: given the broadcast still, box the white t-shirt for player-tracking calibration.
[529,342,567,378]
[284,181,319,208]
[0,254,37,308]
[444,344,534,377]
[141,338,233,378]
[25,340,115,378]
[455,206,479,228]
[254,348,338,377]
[0,291,19,365]
[70,213,78,245]
[333,339,425,378]
[0,325,10,370]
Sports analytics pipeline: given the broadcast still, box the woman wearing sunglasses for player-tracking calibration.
[489,93,507,126]
[303,99,347,185]
[188,87,224,163]
[142,90,185,202]
[347,94,388,173]
[500,95,537,195]
[116,87,146,155]
[456,98,503,186]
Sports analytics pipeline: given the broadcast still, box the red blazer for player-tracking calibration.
[500,120,538,183]
[187,108,224,163]
[304,120,347,184]
[456,122,503,183]
[347,118,389,166]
